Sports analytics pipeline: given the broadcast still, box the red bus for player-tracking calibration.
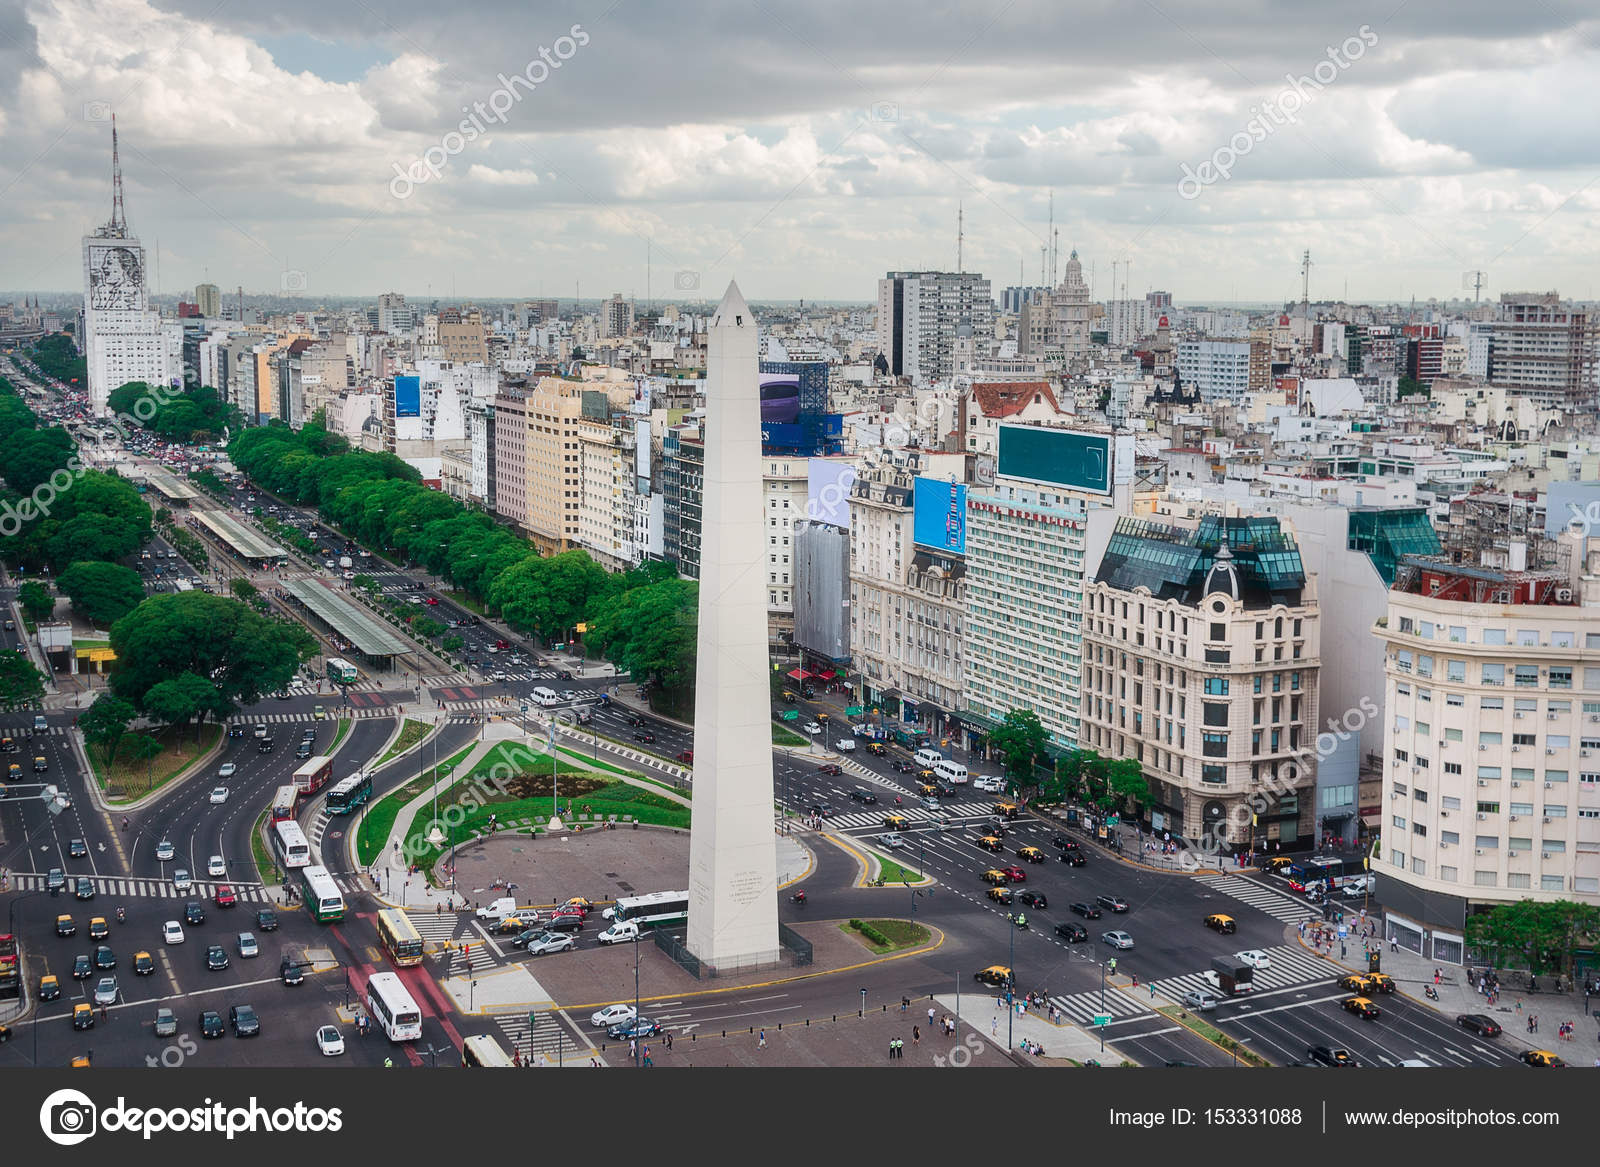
[292,756,334,798]
[0,934,18,992]
[271,785,298,822]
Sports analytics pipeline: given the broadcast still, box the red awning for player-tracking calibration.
[786,669,813,680]
[817,670,837,680]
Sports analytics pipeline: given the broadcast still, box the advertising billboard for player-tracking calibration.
[394,374,421,419]
[760,361,835,455]
[912,478,967,554]
[996,424,1112,495]
[806,459,856,530]
[759,373,801,424]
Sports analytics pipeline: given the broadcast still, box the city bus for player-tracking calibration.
[1286,855,1361,893]
[375,909,425,967]
[272,820,311,870]
[325,771,373,816]
[292,755,334,798]
[0,934,18,993]
[327,658,359,685]
[270,785,298,823]
[365,971,422,1042]
[299,866,345,924]
[461,1034,516,1067]
[604,890,690,930]
[173,578,193,592]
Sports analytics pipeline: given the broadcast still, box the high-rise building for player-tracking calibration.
[82,118,168,413]
[1486,293,1598,411]
[1176,339,1252,402]
[1374,558,1600,963]
[876,270,994,383]
[600,292,633,339]
[194,283,221,318]
[435,308,488,364]
[1050,250,1093,358]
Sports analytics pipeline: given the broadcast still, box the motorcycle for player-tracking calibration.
[789,891,806,906]
[115,906,126,924]
[1424,985,1439,1001]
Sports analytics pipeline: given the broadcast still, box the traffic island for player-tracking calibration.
[1155,1004,1272,1066]
[841,918,931,954]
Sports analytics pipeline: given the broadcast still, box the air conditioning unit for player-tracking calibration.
[1441,810,1450,817]
[1512,746,1521,753]
[1513,781,1522,788]
[1545,781,1554,788]
[1584,750,1593,758]
[1477,812,1488,820]
[1542,852,1554,860]
[1590,715,1599,723]
[1516,712,1525,719]
[1543,817,1552,824]
[1479,744,1488,751]
[1439,841,1449,848]
[1556,588,1574,602]
[1549,713,1558,720]
[1475,848,1485,854]
[1509,815,1519,821]
[1547,749,1558,755]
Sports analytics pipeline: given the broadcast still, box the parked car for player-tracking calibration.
[1456,1013,1502,1038]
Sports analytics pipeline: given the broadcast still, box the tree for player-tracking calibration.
[411,617,446,639]
[119,732,165,792]
[0,653,45,711]
[17,580,54,623]
[78,693,136,761]
[1106,757,1150,814]
[229,578,259,602]
[442,635,463,653]
[56,560,146,628]
[108,592,313,718]
[47,512,144,568]
[6,428,77,494]
[489,549,608,639]
[1464,899,1600,978]
[142,672,228,741]
[987,709,1051,792]
[586,578,698,690]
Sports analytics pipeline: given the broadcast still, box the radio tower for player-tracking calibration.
[108,113,128,237]
[1299,249,1313,318]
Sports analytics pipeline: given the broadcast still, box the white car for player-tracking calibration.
[155,840,175,862]
[210,787,229,804]
[162,920,185,945]
[342,571,355,580]
[207,855,226,877]
[172,868,193,892]
[218,763,236,778]
[879,832,906,849]
[803,721,822,735]
[972,777,1005,794]
[1101,930,1134,950]
[1181,989,1219,1011]
[1235,949,1272,969]
[1341,876,1375,897]
[524,932,576,956]
[590,1004,636,1028]
[316,1025,345,1056]
[836,738,857,752]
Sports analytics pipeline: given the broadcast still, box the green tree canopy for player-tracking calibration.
[6,428,77,494]
[79,692,137,762]
[47,512,144,568]
[489,550,608,639]
[0,652,45,711]
[586,578,698,690]
[16,580,54,623]
[143,672,229,739]
[56,560,147,627]
[987,709,1051,790]
[1464,899,1600,977]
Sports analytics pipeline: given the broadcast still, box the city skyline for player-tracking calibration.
[0,1,1595,303]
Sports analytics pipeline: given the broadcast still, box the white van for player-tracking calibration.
[531,687,562,707]
[914,747,944,768]
[933,759,968,785]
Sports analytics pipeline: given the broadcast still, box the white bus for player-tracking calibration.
[299,865,345,924]
[272,820,311,870]
[602,890,690,929]
[461,1034,516,1067]
[366,971,422,1042]
[173,578,194,592]
[530,686,561,706]
[270,785,298,823]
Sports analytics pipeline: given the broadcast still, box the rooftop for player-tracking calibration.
[191,510,285,559]
[282,579,414,657]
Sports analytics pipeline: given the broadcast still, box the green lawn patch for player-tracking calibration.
[355,744,476,866]
[1156,1006,1271,1066]
[841,918,930,953]
[250,810,274,883]
[329,716,353,753]
[376,718,430,766]
[771,723,808,747]
[88,722,222,803]
[443,590,485,615]
[863,849,927,885]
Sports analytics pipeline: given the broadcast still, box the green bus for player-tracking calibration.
[299,865,345,923]
[325,771,373,816]
[327,658,359,685]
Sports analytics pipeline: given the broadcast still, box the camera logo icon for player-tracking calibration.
[869,101,900,123]
[673,270,700,291]
[40,1088,97,1145]
[83,101,112,123]
[281,270,308,293]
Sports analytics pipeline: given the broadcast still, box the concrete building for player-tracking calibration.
[877,270,995,384]
[491,383,531,533]
[1375,558,1600,963]
[793,519,851,665]
[1485,293,1598,412]
[1177,339,1252,403]
[1083,516,1321,850]
[600,293,633,340]
[959,381,1068,458]
[436,308,489,364]
[194,283,221,319]
[1050,250,1093,359]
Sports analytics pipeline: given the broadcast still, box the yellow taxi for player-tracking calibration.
[496,915,536,934]
[55,914,75,937]
[987,885,1014,904]
[1016,845,1046,863]
[977,835,1004,852]
[865,742,886,756]
[917,769,935,783]
[919,783,940,798]
[974,965,1012,987]
[563,897,594,912]
[993,801,1019,819]
[980,868,1010,885]
[883,814,909,831]
[38,974,61,1001]
[72,1003,94,1030]
[88,917,109,940]
[71,1053,91,1068]
[133,951,155,976]
[1262,856,1295,873]
[1204,913,1237,934]
[1338,973,1377,994]
[1365,972,1396,994]
[1342,996,1382,1020]
[1520,1049,1566,1068]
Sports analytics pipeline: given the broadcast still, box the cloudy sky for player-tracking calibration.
[2,0,1597,304]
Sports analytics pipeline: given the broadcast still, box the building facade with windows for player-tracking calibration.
[1375,559,1600,964]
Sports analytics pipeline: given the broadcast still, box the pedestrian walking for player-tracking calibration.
[1433,968,1441,985]
[642,1045,652,1068]
[1150,982,1156,999]
[928,1005,936,1028]
[901,996,909,1013]
[759,1028,767,1049]
[887,1039,895,1061]
[1389,935,1398,953]
[629,1037,637,1059]
[991,1016,998,1037]
[913,1025,920,1046]
[664,1031,672,1051]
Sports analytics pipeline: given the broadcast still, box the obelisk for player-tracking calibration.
[685,280,780,971]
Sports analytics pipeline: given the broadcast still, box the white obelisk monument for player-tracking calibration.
[685,281,781,971]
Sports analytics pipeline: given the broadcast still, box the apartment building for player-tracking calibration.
[1176,339,1252,403]
[877,270,995,384]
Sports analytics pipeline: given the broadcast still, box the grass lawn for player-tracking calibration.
[355,743,476,866]
[839,919,931,953]
[771,723,808,747]
[443,591,485,615]
[89,723,223,803]
[1156,1005,1271,1066]
[863,848,928,885]
[329,716,353,753]
[250,810,274,883]
[375,718,430,766]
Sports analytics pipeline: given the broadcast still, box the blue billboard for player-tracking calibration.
[759,360,834,455]
[913,478,967,555]
[394,374,421,419]
[996,424,1111,494]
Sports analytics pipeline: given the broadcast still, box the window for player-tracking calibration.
[1414,788,1429,802]
[1474,871,1497,887]
[1204,677,1229,695]
[1550,630,1575,649]
[1480,733,1502,745]
[1447,660,1466,682]
[1417,688,1432,703]
[1480,697,1503,711]
[1541,875,1564,892]
[1413,822,1427,836]
[1507,873,1531,889]
[1516,629,1540,647]
[1391,849,1406,868]
[1544,805,1567,817]
[1444,762,1462,775]
[1546,770,1568,783]
[1481,663,1505,685]
[1448,625,1466,643]
[1445,728,1463,742]
[1441,830,1459,845]
[1509,802,1534,816]
[1442,795,1461,809]
[1543,840,1566,854]
[1201,764,1227,785]
[1514,665,1539,688]
[1483,628,1506,646]
[1440,866,1458,882]
[1447,693,1464,707]
[1392,815,1406,830]
[1417,655,1434,678]
[1202,732,1228,757]
[1412,857,1426,875]
[1549,667,1572,689]
[1475,835,1499,849]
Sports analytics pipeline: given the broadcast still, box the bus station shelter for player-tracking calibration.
[191,510,287,565]
[282,579,411,671]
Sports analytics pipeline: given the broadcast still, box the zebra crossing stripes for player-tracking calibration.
[1048,986,1155,1027]
[1191,873,1319,924]
[490,1010,592,1059]
[828,802,1007,830]
[402,909,498,974]
[0,725,67,737]
[1148,944,1337,1001]
[6,872,275,902]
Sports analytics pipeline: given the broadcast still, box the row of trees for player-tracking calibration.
[27,334,86,386]
[984,708,1150,813]
[228,421,699,691]
[107,382,243,443]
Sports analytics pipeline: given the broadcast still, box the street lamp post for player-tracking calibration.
[1099,958,1108,1054]
[633,933,642,1067]
[1008,916,1017,1052]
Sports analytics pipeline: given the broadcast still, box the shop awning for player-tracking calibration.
[817,670,837,680]
[1359,814,1380,828]
[786,669,813,680]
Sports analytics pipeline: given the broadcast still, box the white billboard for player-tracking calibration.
[806,459,856,529]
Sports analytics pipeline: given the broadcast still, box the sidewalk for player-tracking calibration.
[1299,917,1600,1065]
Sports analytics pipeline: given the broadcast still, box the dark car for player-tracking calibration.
[848,787,877,803]
[206,945,229,971]
[75,877,95,900]
[1019,891,1048,909]
[1096,894,1129,913]
[891,760,916,773]
[818,764,844,777]
[199,1010,225,1039]
[1054,921,1088,942]
[556,670,572,681]
[633,730,657,743]
[72,953,92,979]
[1456,1013,1503,1038]
[1051,834,1079,851]
[185,901,206,926]
[93,945,115,969]
[280,956,305,984]
[257,738,274,753]
[228,726,245,738]
[1061,851,1088,867]
[1069,902,1102,919]
[295,743,313,759]
[607,1017,661,1040]
[806,802,831,818]
[256,908,279,931]
[1307,1045,1358,1067]
[542,913,583,933]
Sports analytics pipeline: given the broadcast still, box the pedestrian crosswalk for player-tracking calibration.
[1047,985,1155,1027]
[226,707,397,727]
[490,1010,592,1060]
[1148,944,1337,1001]
[6,868,370,902]
[0,726,68,738]
[1191,873,1319,925]
[403,909,498,975]
[827,801,1004,830]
